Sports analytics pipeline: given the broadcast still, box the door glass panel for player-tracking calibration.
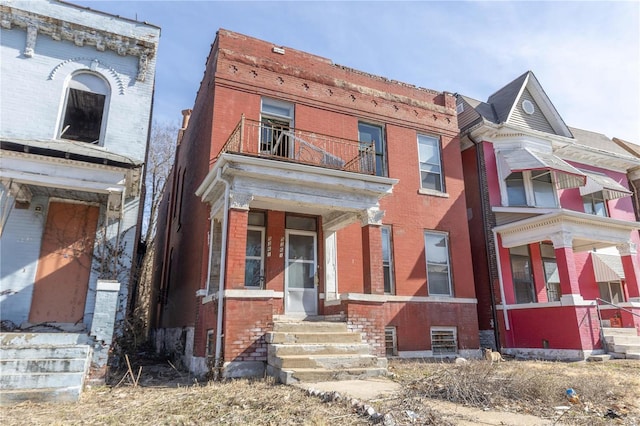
[287,262,314,289]
[288,234,314,260]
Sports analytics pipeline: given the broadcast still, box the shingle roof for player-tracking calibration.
[568,127,633,157]
[486,71,529,124]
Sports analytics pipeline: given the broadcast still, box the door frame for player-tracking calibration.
[284,229,318,315]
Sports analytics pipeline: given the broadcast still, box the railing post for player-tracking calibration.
[239,114,245,153]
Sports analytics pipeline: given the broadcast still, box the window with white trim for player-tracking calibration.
[540,243,560,302]
[417,134,444,192]
[431,327,457,355]
[598,281,624,304]
[583,191,608,217]
[245,211,266,288]
[382,226,394,294]
[505,170,558,208]
[59,72,110,145]
[424,231,452,296]
[261,98,294,158]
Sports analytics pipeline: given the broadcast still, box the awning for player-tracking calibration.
[498,148,586,189]
[579,170,631,200]
[592,253,625,282]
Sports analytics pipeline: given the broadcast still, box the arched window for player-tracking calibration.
[59,72,110,144]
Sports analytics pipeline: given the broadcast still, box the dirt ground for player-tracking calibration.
[2,358,639,425]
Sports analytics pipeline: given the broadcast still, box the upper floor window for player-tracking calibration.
[505,171,558,208]
[261,98,294,158]
[417,134,444,192]
[583,191,608,217]
[358,122,386,177]
[424,231,452,296]
[60,72,110,145]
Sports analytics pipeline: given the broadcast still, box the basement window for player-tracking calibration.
[206,330,215,358]
[385,327,398,357]
[431,327,457,355]
[59,72,110,145]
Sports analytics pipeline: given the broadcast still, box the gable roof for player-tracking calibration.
[459,71,573,138]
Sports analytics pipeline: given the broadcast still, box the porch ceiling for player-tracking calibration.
[494,209,640,252]
[196,154,397,230]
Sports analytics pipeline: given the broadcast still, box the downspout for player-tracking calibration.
[213,168,230,379]
[469,133,503,350]
[493,229,510,332]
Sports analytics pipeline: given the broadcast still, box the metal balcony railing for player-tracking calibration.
[215,116,376,175]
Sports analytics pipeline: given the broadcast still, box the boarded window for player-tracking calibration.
[385,326,397,357]
[431,328,457,355]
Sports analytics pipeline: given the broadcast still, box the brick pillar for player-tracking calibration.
[225,192,253,290]
[362,224,384,295]
[617,242,640,300]
[550,232,581,300]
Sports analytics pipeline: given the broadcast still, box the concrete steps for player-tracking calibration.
[266,319,387,384]
[602,327,640,360]
[0,332,92,405]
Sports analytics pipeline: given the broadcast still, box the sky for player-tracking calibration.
[73,0,640,142]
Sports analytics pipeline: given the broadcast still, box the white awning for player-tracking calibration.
[579,170,631,200]
[592,253,625,282]
[498,148,586,189]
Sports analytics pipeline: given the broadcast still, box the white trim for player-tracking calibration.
[96,280,120,292]
[336,293,477,304]
[224,289,284,299]
[424,230,453,297]
[417,188,449,198]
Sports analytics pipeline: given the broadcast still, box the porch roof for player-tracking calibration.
[196,153,397,230]
[493,209,640,252]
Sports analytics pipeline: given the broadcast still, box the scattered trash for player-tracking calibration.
[566,388,579,404]
[405,410,419,422]
[554,406,571,411]
[454,357,468,364]
[604,408,623,419]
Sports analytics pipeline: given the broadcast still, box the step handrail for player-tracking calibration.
[595,298,639,354]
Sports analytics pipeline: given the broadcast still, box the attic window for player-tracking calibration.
[59,72,110,145]
[522,99,535,115]
[456,103,464,114]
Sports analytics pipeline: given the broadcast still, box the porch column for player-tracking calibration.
[361,208,385,295]
[224,192,253,290]
[324,231,338,301]
[617,242,640,301]
[550,232,581,302]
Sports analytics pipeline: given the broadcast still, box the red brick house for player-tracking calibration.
[458,71,640,360]
[152,29,479,379]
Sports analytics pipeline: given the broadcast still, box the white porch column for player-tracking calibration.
[324,231,338,301]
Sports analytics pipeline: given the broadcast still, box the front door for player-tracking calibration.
[284,230,317,315]
[29,201,99,324]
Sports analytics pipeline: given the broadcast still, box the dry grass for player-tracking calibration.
[383,358,640,425]
[2,359,639,425]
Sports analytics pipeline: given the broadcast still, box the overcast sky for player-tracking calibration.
[74,0,640,142]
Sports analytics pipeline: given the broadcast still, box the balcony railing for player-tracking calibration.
[215,116,376,175]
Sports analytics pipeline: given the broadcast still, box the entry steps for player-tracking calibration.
[266,319,387,384]
[0,332,92,404]
[603,327,640,360]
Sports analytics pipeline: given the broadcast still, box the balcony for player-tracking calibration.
[215,116,376,175]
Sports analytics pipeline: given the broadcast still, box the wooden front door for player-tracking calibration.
[29,202,100,324]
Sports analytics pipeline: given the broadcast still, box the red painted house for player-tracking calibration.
[152,29,479,378]
[458,71,640,359]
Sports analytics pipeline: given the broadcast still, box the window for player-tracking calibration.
[382,226,394,294]
[285,214,316,231]
[261,98,294,157]
[385,326,398,357]
[510,245,536,304]
[417,134,444,192]
[599,281,624,304]
[506,172,527,206]
[206,330,215,358]
[245,212,265,288]
[540,243,561,302]
[424,231,452,296]
[59,72,110,144]
[583,191,608,217]
[431,327,457,355]
[358,122,386,177]
[504,171,558,208]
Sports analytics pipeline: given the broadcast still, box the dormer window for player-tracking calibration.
[60,72,110,145]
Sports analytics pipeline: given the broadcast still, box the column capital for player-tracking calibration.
[616,241,637,256]
[229,191,253,210]
[360,207,384,227]
[550,232,573,249]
